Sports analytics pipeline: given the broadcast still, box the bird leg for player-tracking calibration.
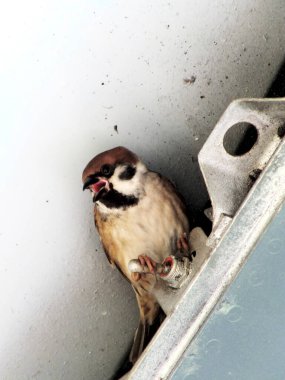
[177,232,190,253]
[177,232,196,262]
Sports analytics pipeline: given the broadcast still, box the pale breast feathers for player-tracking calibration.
[94,171,189,280]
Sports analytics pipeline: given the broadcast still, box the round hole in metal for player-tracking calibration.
[223,122,258,156]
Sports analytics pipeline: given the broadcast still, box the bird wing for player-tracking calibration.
[94,207,115,267]
[94,207,132,283]
[152,171,196,229]
[151,170,188,214]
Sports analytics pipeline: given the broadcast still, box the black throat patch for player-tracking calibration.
[99,189,139,209]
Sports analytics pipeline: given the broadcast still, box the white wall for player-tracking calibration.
[0,1,284,379]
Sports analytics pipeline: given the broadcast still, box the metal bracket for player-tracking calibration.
[198,98,285,247]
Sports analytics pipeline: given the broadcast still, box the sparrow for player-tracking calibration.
[82,146,190,364]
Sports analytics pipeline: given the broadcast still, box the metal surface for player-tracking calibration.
[128,137,285,379]
[198,98,285,247]
[158,256,192,289]
[171,198,285,380]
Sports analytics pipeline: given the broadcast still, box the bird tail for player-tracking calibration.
[129,319,146,363]
[129,297,165,364]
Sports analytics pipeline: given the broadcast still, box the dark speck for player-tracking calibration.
[249,169,262,182]
[46,200,49,203]
[277,125,285,138]
[101,82,105,85]
[183,76,196,85]
[114,125,118,134]
[200,95,205,99]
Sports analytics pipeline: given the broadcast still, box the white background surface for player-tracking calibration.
[0,1,284,379]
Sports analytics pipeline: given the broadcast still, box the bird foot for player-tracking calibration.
[131,255,157,282]
[138,254,157,273]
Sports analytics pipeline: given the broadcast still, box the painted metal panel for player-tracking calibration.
[171,203,285,380]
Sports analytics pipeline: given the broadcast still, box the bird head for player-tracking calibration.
[82,146,147,208]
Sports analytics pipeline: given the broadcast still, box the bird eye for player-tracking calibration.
[101,164,112,176]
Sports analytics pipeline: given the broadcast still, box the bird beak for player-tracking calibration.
[83,176,109,202]
[83,175,99,191]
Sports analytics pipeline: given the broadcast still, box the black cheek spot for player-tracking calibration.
[119,165,136,180]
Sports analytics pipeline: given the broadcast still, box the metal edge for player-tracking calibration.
[128,139,285,380]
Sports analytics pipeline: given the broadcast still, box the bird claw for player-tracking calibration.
[131,272,141,282]
[138,254,157,273]
[177,232,197,262]
[177,232,190,253]
[131,255,157,283]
